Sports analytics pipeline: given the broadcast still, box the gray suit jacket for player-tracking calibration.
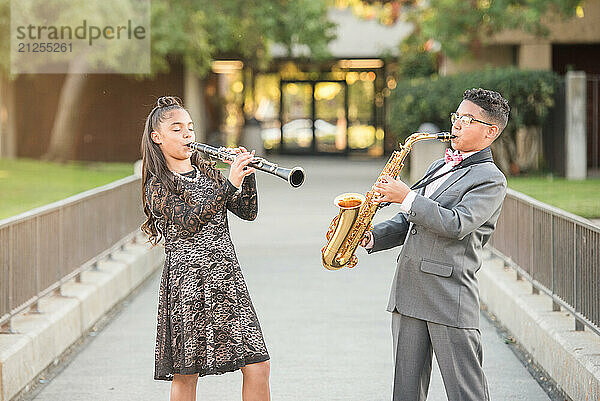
[370,148,507,329]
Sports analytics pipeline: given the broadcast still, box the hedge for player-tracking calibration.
[387,67,561,141]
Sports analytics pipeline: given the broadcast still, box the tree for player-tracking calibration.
[0,0,151,160]
[341,0,582,49]
[0,0,335,161]
[396,0,582,59]
[151,0,335,75]
[396,0,583,174]
[148,0,335,146]
[342,0,583,173]
[340,0,582,74]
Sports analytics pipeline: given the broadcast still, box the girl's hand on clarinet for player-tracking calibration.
[225,149,255,188]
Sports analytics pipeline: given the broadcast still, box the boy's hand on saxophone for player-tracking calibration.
[372,174,411,204]
[359,231,374,249]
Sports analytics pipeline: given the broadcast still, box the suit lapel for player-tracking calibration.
[463,147,493,165]
[429,167,470,200]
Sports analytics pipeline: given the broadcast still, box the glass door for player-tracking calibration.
[314,81,347,153]
[347,75,377,153]
[280,82,313,152]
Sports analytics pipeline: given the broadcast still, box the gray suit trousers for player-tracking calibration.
[391,312,489,401]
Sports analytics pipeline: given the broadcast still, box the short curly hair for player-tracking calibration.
[463,88,510,131]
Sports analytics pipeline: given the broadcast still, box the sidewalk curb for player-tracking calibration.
[479,252,600,401]
[0,235,165,401]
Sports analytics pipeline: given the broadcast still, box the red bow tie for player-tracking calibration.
[444,149,463,167]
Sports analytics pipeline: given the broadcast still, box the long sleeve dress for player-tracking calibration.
[145,164,269,381]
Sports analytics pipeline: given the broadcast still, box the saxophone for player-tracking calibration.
[321,132,455,270]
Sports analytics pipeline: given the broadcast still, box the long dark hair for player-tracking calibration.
[140,96,223,244]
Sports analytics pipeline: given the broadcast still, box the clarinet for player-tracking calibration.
[186,142,305,188]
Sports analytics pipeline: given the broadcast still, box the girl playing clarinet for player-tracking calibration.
[140,96,270,401]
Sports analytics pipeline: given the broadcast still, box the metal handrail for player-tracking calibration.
[488,188,600,335]
[0,174,144,333]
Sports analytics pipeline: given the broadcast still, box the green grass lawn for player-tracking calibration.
[0,158,133,220]
[508,175,600,219]
[2,158,599,221]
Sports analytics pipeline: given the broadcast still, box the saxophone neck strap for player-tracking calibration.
[410,147,494,191]
[377,147,493,209]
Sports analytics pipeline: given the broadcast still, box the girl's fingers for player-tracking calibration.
[231,152,250,167]
[238,153,254,167]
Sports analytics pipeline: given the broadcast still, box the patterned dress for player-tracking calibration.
[145,164,269,381]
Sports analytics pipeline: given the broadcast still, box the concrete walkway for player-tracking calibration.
[25,157,552,401]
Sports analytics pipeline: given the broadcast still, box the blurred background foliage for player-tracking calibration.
[342,0,582,61]
[400,0,581,60]
[341,1,583,176]
[151,0,336,77]
[388,68,559,138]
[388,67,560,174]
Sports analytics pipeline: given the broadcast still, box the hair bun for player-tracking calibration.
[157,96,182,108]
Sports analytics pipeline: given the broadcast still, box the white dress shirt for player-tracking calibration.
[399,150,477,213]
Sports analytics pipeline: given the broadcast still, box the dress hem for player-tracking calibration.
[154,354,270,381]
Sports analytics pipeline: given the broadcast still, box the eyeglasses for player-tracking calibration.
[451,112,496,127]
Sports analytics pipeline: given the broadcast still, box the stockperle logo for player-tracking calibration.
[11,0,150,74]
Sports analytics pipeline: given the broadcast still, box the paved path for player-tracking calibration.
[27,157,551,401]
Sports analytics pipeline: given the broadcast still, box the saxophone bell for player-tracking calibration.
[335,193,365,209]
